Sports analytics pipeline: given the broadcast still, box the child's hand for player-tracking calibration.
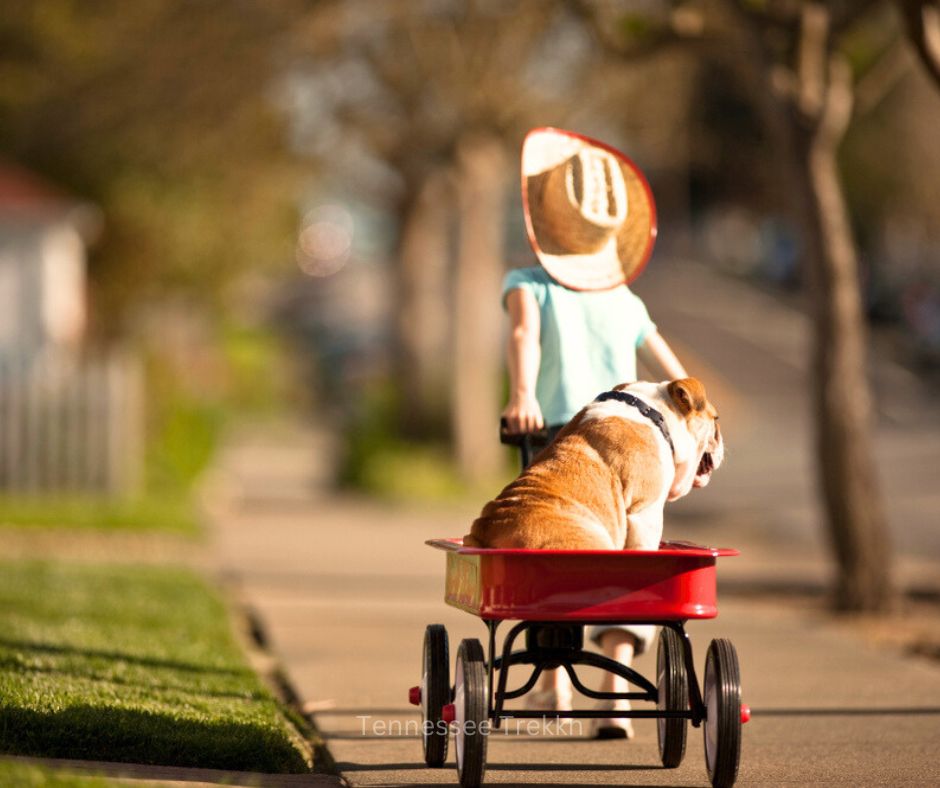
[502,394,545,434]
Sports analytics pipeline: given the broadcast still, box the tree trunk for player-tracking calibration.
[394,169,452,438]
[792,44,894,610]
[452,133,507,483]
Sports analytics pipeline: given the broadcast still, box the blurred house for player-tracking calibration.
[0,163,141,497]
[0,162,100,358]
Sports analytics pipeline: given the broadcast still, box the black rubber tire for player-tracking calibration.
[703,638,742,788]
[454,638,488,788]
[422,624,449,767]
[656,627,689,768]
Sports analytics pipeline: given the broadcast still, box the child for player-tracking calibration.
[502,127,688,738]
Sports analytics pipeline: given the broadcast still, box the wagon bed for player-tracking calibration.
[427,538,739,622]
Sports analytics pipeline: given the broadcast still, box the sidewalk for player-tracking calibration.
[207,257,940,786]
[207,424,940,787]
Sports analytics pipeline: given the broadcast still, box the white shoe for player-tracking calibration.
[591,700,635,740]
[524,685,573,711]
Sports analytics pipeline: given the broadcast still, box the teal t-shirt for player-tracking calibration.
[502,266,657,425]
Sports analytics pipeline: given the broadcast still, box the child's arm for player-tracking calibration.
[638,331,688,381]
[502,288,545,433]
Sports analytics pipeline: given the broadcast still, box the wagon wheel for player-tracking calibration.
[454,638,488,788]
[421,624,450,767]
[657,627,689,768]
[703,639,742,788]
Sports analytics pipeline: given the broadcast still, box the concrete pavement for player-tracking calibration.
[207,258,940,786]
[207,429,940,786]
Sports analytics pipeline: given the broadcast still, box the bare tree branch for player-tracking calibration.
[853,40,911,115]
[797,2,831,120]
[568,0,704,61]
[725,0,802,31]
[830,0,885,33]
[728,0,882,39]
[818,54,855,150]
[897,0,940,90]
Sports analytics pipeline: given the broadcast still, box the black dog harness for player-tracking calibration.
[594,390,675,456]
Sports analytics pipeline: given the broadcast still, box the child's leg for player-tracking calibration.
[526,666,573,710]
[598,629,637,695]
[590,625,656,739]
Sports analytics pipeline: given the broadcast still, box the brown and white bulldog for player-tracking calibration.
[464,378,723,551]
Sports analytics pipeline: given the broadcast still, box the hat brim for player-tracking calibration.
[521,127,657,291]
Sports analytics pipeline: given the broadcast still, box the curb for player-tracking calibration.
[236,601,345,783]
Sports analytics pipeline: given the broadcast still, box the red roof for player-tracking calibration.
[0,161,72,213]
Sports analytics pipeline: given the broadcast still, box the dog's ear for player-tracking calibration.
[668,378,707,415]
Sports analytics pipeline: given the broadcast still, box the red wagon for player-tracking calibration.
[412,537,747,788]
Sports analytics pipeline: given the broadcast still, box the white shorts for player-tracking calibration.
[587,624,656,656]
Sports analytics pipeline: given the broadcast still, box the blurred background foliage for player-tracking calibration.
[0,0,938,607]
[0,0,305,531]
[0,0,301,327]
[2,0,939,468]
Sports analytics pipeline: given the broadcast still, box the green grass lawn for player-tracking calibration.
[0,561,311,773]
[0,759,159,787]
[0,392,224,537]
[0,495,201,536]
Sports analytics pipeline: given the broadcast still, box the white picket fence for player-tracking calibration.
[0,351,144,496]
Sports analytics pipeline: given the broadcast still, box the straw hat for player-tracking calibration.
[522,127,657,291]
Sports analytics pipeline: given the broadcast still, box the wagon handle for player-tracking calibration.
[500,418,551,470]
[498,418,549,447]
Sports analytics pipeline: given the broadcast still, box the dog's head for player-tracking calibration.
[665,377,724,500]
